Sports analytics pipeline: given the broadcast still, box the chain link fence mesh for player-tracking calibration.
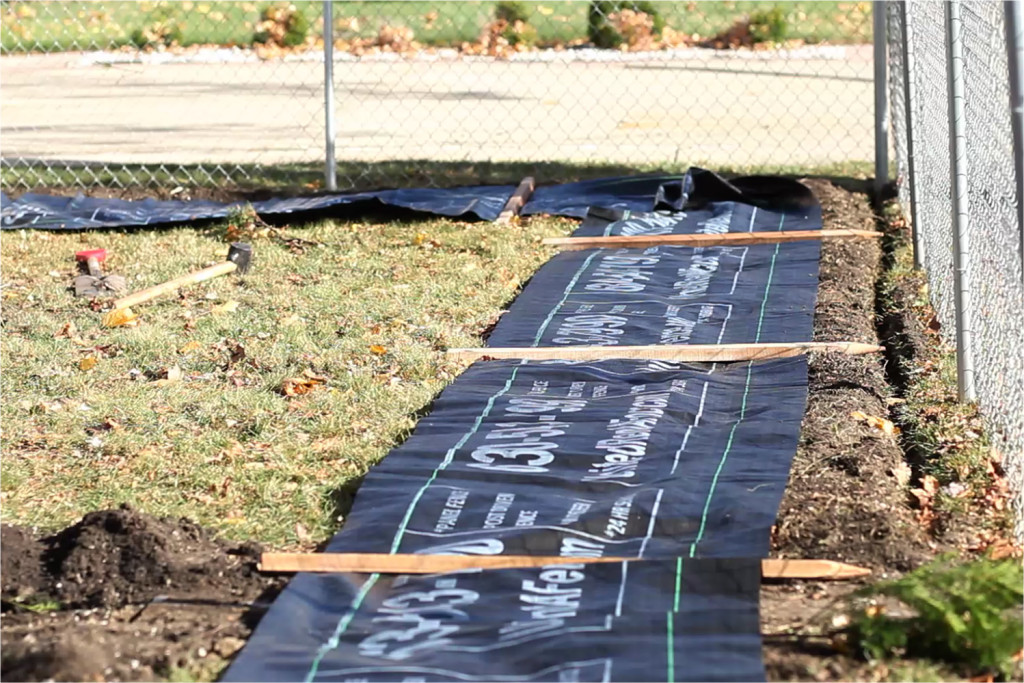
[889,0,1024,535]
[2,1,874,193]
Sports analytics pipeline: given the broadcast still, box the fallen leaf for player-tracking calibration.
[370,344,387,355]
[211,300,240,314]
[295,523,311,542]
[280,314,303,326]
[55,322,77,338]
[850,410,899,435]
[151,365,182,386]
[179,341,203,354]
[102,307,139,328]
[79,356,99,371]
[280,371,327,397]
[890,461,912,487]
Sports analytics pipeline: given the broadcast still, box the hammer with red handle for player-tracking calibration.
[74,248,126,297]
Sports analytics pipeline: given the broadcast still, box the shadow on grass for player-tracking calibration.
[2,158,875,201]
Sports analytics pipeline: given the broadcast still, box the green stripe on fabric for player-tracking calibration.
[688,213,786,558]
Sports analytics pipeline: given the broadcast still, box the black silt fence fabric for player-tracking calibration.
[313,358,807,560]
[0,166,817,231]
[485,243,820,348]
[225,172,823,682]
[224,357,807,682]
[226,554,764,682]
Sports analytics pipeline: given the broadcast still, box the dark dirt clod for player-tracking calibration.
[1,525,46,602]
[1,506,282,682]
[43,505,263,609]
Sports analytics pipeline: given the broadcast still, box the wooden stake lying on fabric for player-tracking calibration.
[494,177,535,226]
[446,341,883,363]
[259,553,871,580]
[542,228,881,251]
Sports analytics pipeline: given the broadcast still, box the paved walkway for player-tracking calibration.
[1,46,874,172]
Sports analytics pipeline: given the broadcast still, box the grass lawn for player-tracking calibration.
[0,211,574,547]
[2,1,872,54]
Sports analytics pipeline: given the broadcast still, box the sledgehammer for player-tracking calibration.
[103,243,252,326]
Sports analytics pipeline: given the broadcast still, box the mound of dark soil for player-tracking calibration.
[43,506,264,608]
[1,506,282,682]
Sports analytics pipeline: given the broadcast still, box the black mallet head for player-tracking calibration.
[228,242,253,274]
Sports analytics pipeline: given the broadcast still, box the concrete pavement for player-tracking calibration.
[1,45,874,174]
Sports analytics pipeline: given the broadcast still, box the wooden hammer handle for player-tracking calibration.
[112,260,237,310]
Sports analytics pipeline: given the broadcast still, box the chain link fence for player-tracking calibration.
[888,0,1024,536]
[1,1,874,193]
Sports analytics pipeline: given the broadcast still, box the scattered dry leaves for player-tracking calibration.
[150,365,183,386]
[102,307,139,328]
[211,300,240,315]
[279,369,328,397]
[179,340,203,354]
[850,410,899,435]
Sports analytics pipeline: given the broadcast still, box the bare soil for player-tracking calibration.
[760,180,935,681]
[0,506,283,681]
[0,179,939,681]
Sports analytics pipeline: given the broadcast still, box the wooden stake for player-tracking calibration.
[259,553,870,580]
[446,341,883,363]
[543,228,882,251]
[495,177,535,226]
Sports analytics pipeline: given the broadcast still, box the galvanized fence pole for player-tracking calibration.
[946,0,977,402]
[323,0,337,191]
[900,0,925,269]
[874,1,890,196]
[1006,0,1024,279]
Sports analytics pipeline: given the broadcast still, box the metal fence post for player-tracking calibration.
[900,1,925,269]
[946,0,977,402]
[323,0,337,191]
[1006,0,1024,279]
[874,2,890,196]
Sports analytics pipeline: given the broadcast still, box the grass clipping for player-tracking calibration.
[844,555,1023,678]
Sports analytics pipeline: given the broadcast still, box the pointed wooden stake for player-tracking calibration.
[446,341,883,363]
[495,177,535,226]
[259,553,870,581]
[543,228,881,251]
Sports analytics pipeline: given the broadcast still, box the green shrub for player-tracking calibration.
[494,1,530,25]
[253,3,310,48]
[748,6,788,44]
[848,556,1023,678]
[502,22,538,48]
[130,6,183,49]
[587,1,665,49]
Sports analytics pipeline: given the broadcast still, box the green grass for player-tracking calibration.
[0,211,574,547]
[1,1,872,54]
[877,200,1016,534]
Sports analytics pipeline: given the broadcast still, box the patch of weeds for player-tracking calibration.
[843,555,1023,679]
[587,1,664,48]
[4,597,63,614]
[877,199,1017,543]
[130,6,183,49]
[748,6,788,44]
[253,3,310,48]
[494,1,530,25]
